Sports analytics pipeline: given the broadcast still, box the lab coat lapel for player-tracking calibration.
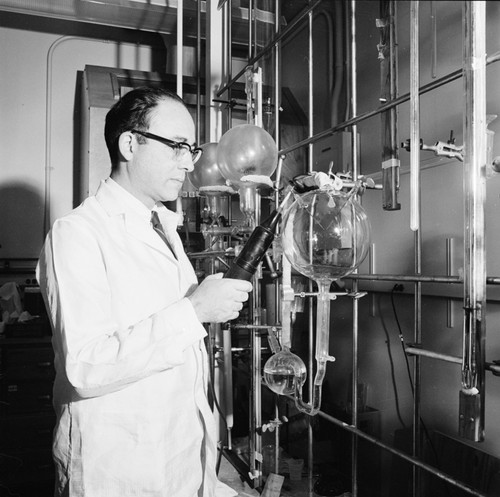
[94,179,177,259]
[126,215,176,258]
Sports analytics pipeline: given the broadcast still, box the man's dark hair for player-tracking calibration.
[104,86,187,169]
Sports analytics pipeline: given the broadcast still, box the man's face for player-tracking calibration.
[128,98,196,207]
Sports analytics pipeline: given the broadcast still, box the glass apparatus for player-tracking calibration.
[188,142,233,224]
[216,124,278,222]
[264,183,371,415]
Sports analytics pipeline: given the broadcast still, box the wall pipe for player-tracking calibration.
[44,35,115,236]
[279,51,500,156]
[459,0,487,443]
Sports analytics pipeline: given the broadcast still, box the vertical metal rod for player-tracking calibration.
[227,0,233,125]
[307,10,315,496]
[409,3,422,496]
[222,327,234,448]
[248,0,254,59]
[369,243,376,317]
[349,3,359,496]
[413,238,422,497]
[446,238,455,328]
[207,0,224,143]
[250,190,262,487]
[274,0,281,146]
[430,1,437,79]
[269,0,286,487]
[459,0,486,443]
[195,0,201,142]
[273,0,282,465]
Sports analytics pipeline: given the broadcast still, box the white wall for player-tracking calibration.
[0,25,158,259]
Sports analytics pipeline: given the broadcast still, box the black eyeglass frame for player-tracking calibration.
[131,129,203,163]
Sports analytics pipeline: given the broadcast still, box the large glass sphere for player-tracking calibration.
[281,190,371,283]
[188,142,226,190]
[216,124,278,187]
[263,349,307,395]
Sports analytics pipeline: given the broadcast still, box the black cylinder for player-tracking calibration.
[224,210,281,281]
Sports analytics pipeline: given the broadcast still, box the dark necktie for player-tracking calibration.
[151,211,177,259]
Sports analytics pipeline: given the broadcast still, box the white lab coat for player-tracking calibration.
[37,178,236,497]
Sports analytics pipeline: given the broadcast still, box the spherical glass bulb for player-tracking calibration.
[281,190,371,282]
[263,349,307,395]
[188,142,226,190]
[216,124,278,188]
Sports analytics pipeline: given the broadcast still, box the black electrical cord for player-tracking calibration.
[390,287,454,497]
[206,336,229,476]
[208,370,228,475]
[380,292,407,429]
[390,287,415,396]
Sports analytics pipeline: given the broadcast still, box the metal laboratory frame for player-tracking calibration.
[206,1,500,497]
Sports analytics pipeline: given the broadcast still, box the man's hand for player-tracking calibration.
[188,273,253,323]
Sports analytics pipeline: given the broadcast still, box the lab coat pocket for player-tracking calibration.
[80,409,163,495]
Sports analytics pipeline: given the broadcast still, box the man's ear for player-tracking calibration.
[118,131,135,161]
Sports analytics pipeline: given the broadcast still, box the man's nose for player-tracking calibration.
[179,154,194,173]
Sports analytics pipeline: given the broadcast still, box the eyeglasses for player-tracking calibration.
[132,129,203,164]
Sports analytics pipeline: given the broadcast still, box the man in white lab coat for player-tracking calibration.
[37,87,252,497]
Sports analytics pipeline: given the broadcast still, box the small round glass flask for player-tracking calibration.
[263,347,307,395]
[216,124,278,223]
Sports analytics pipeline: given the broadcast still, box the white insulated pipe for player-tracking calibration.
[459,0,487,443]
[409,2,420,232]
[176,0,183,98]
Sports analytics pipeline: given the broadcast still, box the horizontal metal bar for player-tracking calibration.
[263,385,488,496]
[187,250,228,258]
[216,0,324,97]
[406,346,462,364]
[279,50,500,156]
[316,411,488,497]
[232,324,281,330]
[345,273,500,285]
[405,346,500,376]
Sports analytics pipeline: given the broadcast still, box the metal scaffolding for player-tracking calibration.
[212,1,496,496]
